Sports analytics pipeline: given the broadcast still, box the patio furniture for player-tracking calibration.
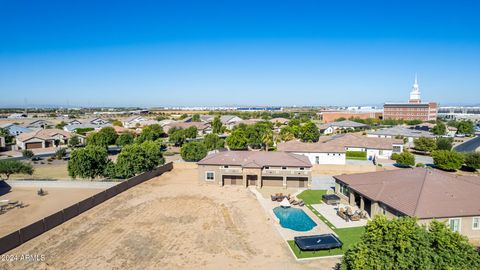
[38,188,48,196]
[322,194,341,205]
[298,200,305,207]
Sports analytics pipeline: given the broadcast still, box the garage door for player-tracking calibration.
[287,177,308,188]
[26,142,42,149]
[223,175,243,186]
[247,175,257,187]
[262,176,283,187]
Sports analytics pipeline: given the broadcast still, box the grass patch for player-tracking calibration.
[288,227,365,259]
[297,190,326,205]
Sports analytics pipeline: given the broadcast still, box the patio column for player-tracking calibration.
[349,192,355,206]
[360,196,365,210]
[283,176,287,189]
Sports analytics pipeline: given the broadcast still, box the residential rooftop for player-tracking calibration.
[198,151,312,168]
[334,168,480,219]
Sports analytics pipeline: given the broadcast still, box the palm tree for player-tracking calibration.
[261,131,273,151]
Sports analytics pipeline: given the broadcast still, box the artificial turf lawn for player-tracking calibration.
[288,226,365,258]
[290,190,365,258]
[296,190,326,204]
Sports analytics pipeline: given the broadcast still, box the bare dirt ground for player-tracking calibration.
[0,187,103,237]
[3,167,340,270]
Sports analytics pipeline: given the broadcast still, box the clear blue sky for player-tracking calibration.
[1,0,479,107]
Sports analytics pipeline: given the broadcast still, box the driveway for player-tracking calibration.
[414,154,434,165]
[454,135,480,152]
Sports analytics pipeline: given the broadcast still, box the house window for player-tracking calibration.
[223,165,229,168]
[205,171,215,182]
[448,218,461,232]
[339,183,349,197]
[393,145,402,153]
[379,150,383,155]
[299,167,304,170]
[265,166,269,170]
[315,156,319,164]
[282,167,287,170]
[473,217,480,230]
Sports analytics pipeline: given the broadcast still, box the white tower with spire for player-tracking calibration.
[409,74,421,103]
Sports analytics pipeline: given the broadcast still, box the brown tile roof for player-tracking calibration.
[334,168,480,219]
[198,151,312,168]
[16,129,71,142]
[277,134,403,153]
[163,122,210,133]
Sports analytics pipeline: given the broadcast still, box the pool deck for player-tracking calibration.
[249,187,335,241]
[311,203,368,228]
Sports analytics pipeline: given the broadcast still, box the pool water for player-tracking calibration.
[273,207,317,232]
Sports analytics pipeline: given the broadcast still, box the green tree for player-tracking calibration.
[436,137,453,151]
[299,121,320,142]
[226,129,248,150]
[0,127,13,144]
[457,120,475,135]
[68,145,109,179]
[98,126,118,145]
[68,135,81,148]
[181,141,208,161]
[116,133,135,147]
[212,116,223,134]
[184,126,198,139]
[22,149,34,159]
[55,121,67,129]
[203,133,224,151]
[261,129,273,151]
[280,126,295,141]
[432,121,447,135]
[432,150,465,171]
[0,160,34,179]
[179,113,188,120]
[341,216,480,270]
[169,128,186,146]
[140,140,165,169]
[414,137,437,152]
[115,141,165,178]
[192,114,200,122]
[136,124,164,143]
[464,152,480,170]
[111,119,122,126]
[395,151,415,167]
[86,131,110,148]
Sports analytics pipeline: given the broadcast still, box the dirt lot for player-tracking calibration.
[3,167,340,270]
[0,187,103,237]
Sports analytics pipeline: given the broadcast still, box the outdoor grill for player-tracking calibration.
[322,194,341,205]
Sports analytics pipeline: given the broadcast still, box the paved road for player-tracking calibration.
[454,135,480,152]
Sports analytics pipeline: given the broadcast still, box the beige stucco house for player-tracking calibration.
[16,129,71,150]
[334,168,480,240]
[198,151,312,188]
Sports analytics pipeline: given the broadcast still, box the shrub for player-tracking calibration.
[464,152,480,170]
[395,151,415,167]
[390,153,400,160]
[54,148,67,159]
[432,150,465,171]
[22,149,34,159]
[436,137,453,151]
[416,163,425,167]
[414,137,437,152]
[68,145,109,179]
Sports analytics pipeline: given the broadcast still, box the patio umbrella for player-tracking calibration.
[279,197,291,208]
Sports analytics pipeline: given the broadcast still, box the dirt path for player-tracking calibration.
[3,168,339,270]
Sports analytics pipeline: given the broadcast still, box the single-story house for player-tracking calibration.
[270,118,290,125]
[163,122,212,136]
[199,115,243,130]
[63,123,111,133]
[235,119,263,126]
[24,119,54,129]
[198,151,312,188]
[16,129,72,150]
[367,126,435,144]
[122,116,151,128]
[7,113,28,119]
[277,134,403,165]
[334,168,480,240]
[317,120,369,135]
[67,118,111,126]
[157,119,176,127]
[0,136,5,149]
[0,123,32,136]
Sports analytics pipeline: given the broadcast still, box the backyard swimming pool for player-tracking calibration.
[273,207,317,232]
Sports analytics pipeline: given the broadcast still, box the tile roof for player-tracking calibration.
[318,120,369,130]
[277,134,403,153]
[198,151,312,168]
[334,168,480,219]
[16,129,71,142]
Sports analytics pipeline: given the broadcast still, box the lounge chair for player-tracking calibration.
[298,200,305,207]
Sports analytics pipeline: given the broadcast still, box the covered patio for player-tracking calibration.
[311,203,368,229]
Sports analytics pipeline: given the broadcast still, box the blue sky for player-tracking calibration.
[0,0,479,107]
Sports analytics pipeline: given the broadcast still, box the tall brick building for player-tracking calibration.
[383,76,438,121]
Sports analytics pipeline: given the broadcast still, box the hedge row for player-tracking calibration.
[346,151,367,158]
